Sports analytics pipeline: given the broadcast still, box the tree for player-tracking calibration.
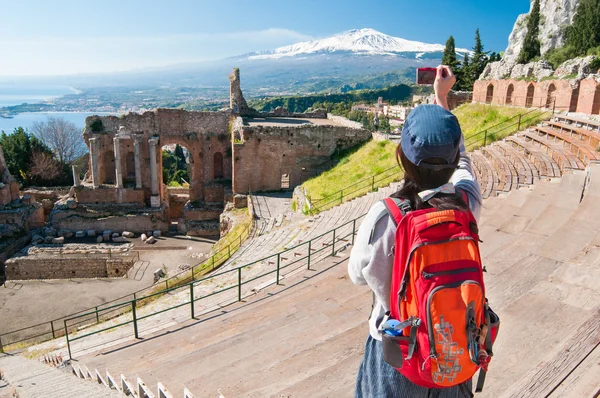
[517,0,541,64]
[0,128,51,184]
[458,53,471,91]
[30,152,61,182]
[442,36,459,71]
[31,116,86,164]
[565,0,600,55]
[471,28,490,80]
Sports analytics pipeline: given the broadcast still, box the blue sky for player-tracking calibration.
[0,0,530,76]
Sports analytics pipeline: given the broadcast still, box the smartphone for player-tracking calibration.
[416,67,437,85]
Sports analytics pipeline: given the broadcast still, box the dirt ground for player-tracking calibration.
[0,236,215,336]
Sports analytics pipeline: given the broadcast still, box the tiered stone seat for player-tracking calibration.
[520,128,584,170]
[481,145,520,192]
[67,164,600,397]
[504,135,561,178]
[493,141,539,185]
[533,126,600,169]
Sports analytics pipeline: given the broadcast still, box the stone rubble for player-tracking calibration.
[145,236,157,244]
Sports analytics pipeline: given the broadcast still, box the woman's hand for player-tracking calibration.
[434,65,456,111]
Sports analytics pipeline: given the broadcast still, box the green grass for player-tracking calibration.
[302,140,402,212]
[453,104,551,150]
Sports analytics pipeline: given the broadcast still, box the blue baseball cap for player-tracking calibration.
[401,104,462,170]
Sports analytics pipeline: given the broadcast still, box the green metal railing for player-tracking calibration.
[62,214,363,359]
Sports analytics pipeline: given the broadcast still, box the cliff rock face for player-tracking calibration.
[503,0,579,64]
[479,0,581,81]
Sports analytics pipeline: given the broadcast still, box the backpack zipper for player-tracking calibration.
[421,268,479,279]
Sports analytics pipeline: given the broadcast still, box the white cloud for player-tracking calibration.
[0,28,313,76]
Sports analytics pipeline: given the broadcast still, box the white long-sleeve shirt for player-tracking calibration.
[348,139,482,340]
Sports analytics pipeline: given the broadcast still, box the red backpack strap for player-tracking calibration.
[382,198,411,226]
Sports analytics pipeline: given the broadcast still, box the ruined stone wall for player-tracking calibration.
[5,256,134,280]
[472,78,597,114]
[577,77,600,115]
[49,205,169,234]
[83,108,232,205]
[232,123,370,193]
[75,186,145,205]
[0,145,20,206]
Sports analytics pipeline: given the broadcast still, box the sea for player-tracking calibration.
[0,85,119,133]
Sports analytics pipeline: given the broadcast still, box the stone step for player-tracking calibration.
[0,354,120,398]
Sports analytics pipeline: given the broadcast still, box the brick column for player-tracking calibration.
[148,137,160,207]
[113,137,124,189]
[89,137,100,189]
[133,136,142,189]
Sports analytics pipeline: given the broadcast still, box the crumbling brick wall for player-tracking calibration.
[83,108,232,205]
[231,121,370,193]
[5,256,134,280]
[473,78,599,114]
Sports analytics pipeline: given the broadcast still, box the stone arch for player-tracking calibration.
[526,84,535,108]
[213,152,224,179]
[546,83,557,109]
[505,84,514,105]
[125,151,135,180]
[102,151,115,184]
[486,84,494,104]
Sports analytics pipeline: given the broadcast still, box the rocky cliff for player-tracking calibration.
[480,0,582,81]
[503,0,579,65]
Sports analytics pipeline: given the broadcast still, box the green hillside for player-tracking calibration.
[301,103,552,213]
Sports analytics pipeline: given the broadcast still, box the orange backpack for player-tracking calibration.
[379,197,499,393]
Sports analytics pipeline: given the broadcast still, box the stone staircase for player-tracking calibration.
[0,354,120,397]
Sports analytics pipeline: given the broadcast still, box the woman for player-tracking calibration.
[348,65,482,397]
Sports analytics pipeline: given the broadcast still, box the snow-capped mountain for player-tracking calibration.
[248,28,471,60]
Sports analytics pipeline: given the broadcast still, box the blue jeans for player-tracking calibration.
[355,336,473,398]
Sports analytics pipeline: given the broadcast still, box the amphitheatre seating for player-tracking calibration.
[532,125,598,165]
[521,128,585,170]
[547,120,600,150]
[504,135,561,178]
[554,113,600,131]
[493,141,539,185]
[65,164,600,397]
[481,145,520,192]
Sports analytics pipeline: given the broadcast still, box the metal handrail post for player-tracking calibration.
[237,268,242,301]
[190,283,195,319]
[64,320,72,360]
[131,301,139,339]
[276,253,281,285]
[95,307,99,323]
[51,321,56,339]
[307,241,312,270]
[351,219,356,245]
[332,229,336,256]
